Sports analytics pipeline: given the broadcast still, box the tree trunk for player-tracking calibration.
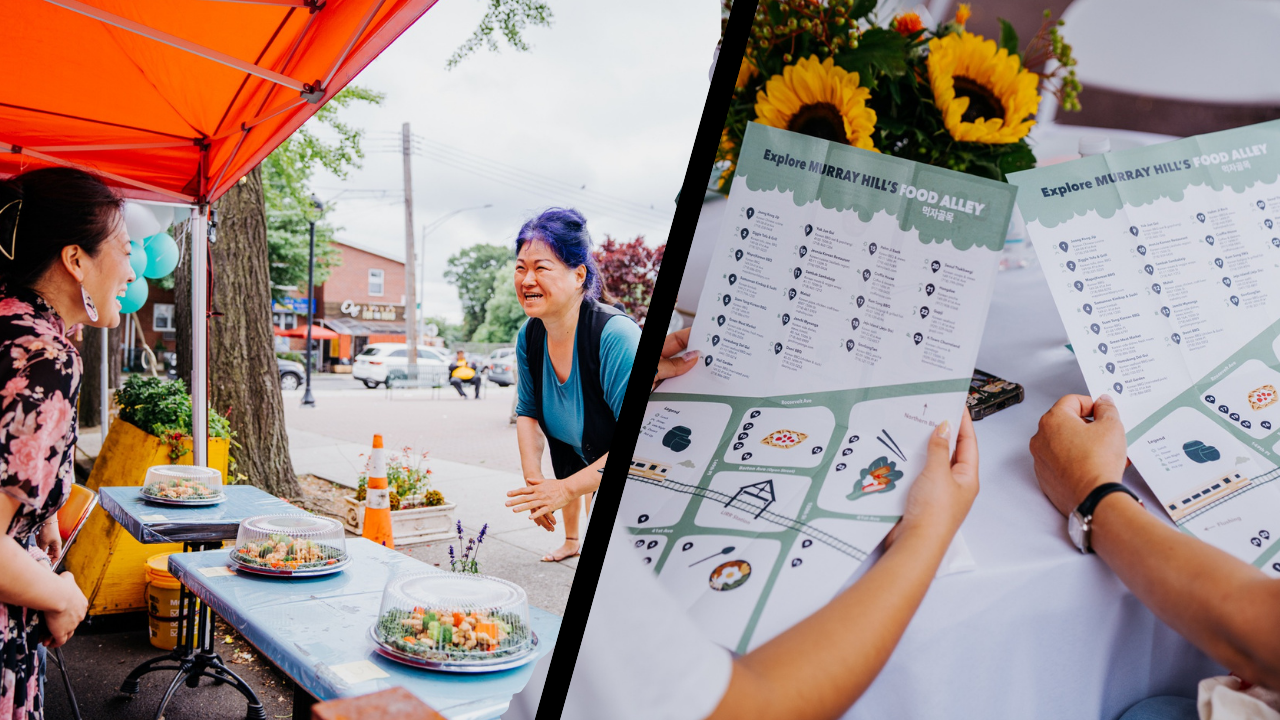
[175,221,193,392]
[78,325,122,429]
[178,169,299,497]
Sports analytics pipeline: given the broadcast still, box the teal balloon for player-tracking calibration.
[129,240,148,280]
[143,232,178,279]
[117,277,149,315]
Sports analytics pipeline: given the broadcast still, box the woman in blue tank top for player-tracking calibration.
[505,209,641,562]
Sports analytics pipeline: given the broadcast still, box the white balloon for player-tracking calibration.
[123,202,161,241]
[145,203,175,231]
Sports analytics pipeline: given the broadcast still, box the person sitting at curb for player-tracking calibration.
[1031,394,1280,719]
[449,349,482,399]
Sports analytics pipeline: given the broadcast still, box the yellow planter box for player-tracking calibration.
[64,419,230,616]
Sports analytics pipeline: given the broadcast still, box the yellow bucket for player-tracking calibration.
[144,553,183,650]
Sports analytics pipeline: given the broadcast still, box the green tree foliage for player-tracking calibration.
[421,315,468,346]
[447,0,554,69]
[444,243,515,339]
[472,260,525,343]
[262,86,385,300]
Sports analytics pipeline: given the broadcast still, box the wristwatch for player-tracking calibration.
[1068,482,1142,554]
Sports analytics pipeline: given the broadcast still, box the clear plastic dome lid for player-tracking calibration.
[373,572,534,662]
[231,514,347,571]
[140,465,223,501]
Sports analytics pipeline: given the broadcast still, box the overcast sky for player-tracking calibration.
[308,0,721,322]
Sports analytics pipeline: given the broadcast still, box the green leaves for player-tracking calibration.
[836,28,910,87]
[114,375,232,440]
[848,0,878,21]
[444,244,516,339]
[447,0,554,70]
[998,19,1020,58]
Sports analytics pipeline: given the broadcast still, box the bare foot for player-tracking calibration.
[540,537,580,562]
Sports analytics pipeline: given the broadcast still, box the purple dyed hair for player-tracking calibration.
[515,207,602,302]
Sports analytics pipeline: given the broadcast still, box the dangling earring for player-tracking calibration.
[81,285,99,323]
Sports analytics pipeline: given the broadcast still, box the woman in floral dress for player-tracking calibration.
[0,168,136,719]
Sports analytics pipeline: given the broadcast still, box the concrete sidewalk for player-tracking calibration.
[288,427,582,615]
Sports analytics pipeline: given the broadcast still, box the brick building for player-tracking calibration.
[275,239,440,370]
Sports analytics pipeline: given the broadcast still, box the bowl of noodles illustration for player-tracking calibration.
[709,560,752,591]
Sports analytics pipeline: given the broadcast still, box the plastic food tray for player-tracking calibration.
[370,572,538,672]
[139,465,225,506]
[228,514,348,577]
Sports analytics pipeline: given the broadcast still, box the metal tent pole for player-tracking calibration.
[191,207,208,468]
[99,327,109,432]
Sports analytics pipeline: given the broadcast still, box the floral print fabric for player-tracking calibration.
[0,284,80,720]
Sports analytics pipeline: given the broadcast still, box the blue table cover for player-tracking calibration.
[168,538,560,720]
[99,485,306,544]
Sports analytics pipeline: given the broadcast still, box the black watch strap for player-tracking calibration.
[1076,482,1140,518]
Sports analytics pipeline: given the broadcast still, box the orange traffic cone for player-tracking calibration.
[362,434,395,549]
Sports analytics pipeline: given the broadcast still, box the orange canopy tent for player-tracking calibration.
[276,323,339,339]
[0,0,437,461]
[1,0,437,204]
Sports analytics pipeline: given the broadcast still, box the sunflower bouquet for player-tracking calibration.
[716,1,1081,190]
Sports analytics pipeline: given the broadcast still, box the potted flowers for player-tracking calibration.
[344,446,457,545]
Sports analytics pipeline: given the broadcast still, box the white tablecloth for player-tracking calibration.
[844,259,1225,720]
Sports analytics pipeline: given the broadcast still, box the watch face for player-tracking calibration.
[1068,512,1085,551]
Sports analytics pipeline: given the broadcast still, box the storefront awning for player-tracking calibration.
[323,317,407,336]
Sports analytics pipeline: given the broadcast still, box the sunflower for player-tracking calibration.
[754,55,877,151]
[926,32,1039,144]
[736,58,758,89]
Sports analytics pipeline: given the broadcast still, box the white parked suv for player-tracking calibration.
[352,343,450,388]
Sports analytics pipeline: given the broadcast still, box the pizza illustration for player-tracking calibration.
[709,560,752,591]
[1248,384,1278,411]
[760,429,808,449]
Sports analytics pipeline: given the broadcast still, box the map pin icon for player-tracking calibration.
[1106,362,1115,374]
[1205,235,1214,245]
[750,410,761,418]
[1231,295,1240,306]
[1091,323,1100,334]
[794,267,803,279]
[1160,306,1170,317]
[1058,241,1069,252]
[1261,201,1268,210]
[1222,277,1232,287]
[799,245,808,258]
[1114,382,1123,394]
[1273,238,1280,248]
[723,294,732,305]
[919,306,930,319]
[1152,283,1162,294]
[737,432,749,441]
[1242,420,1252,429]
[842,448,853,456]
[1098,343,1109,354]
[1145,264,1154,275]
[1074,281,1084,292]
[846,339,855,352]
[931,260,941,273]
[740,228,749,240]
[926,283,935,296]
[791,558,802,568]
[1215,258,1223,268]
[782,313,790,325]
[811,446,823,455]
[1263,421,1272,430]
[711,335,720,346]
[774,342,783,355]
[1083,303,1093,314]
[1171,333,1181,344]
[728,273,737,285]
[746,207,754,219]
[913,332,923,345]
[848,435,860,443]
[869,243,878,255]
[788,288,797,300]
[1267,219,1274,229]
[735,249,744,261]
[1197,213,1206,223]
[741,452,752,461]
[805,224,813,236]
[851,318,860,331]
[1137,245,1147,255]
[802,539,813,548]
[1205,395,1215,403]
[1067,260,1077,272]
[717,315,726,326]
[856,296,865,308]
[1129,226,1139,236]
[704,355,713,366]
[1230,412,1240,421]
[862,269,871,282]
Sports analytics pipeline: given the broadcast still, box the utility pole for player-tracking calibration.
[402,122,419,370]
